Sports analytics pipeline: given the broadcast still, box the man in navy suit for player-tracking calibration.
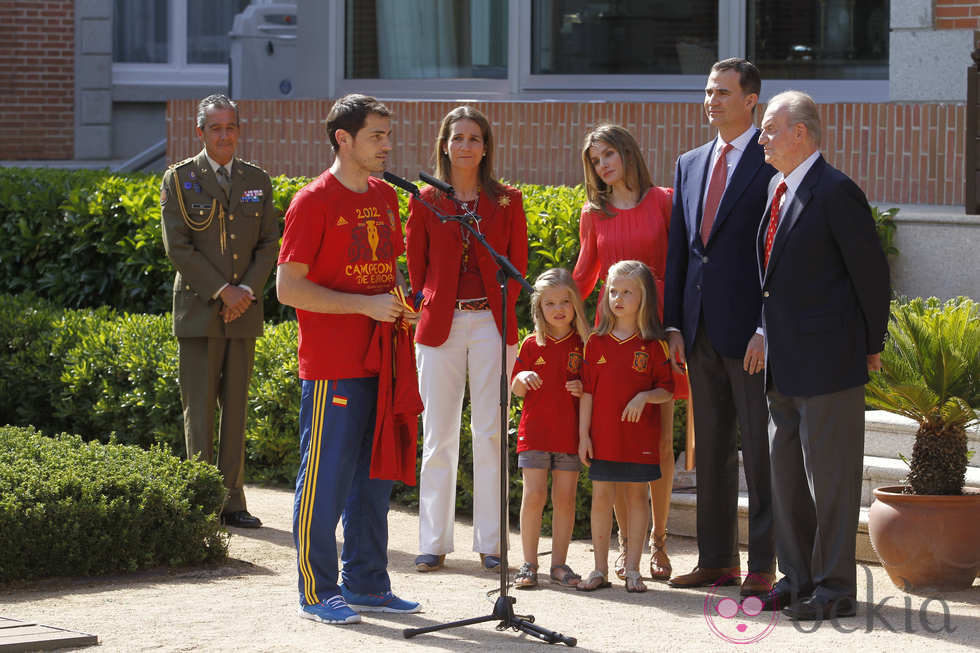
[755,90,890,620]
[664,58,776,596]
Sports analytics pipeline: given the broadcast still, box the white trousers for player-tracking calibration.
[416,309,517,555]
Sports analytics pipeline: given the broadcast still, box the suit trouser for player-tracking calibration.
[767,383,865,600]
[178,336,255,513]
[686,323,774,571]
[293,377,393,606]
[416,310,517,555]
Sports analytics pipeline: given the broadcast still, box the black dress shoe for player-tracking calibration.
[221,510,262,528]
[783,595,857,621]
[759,582,812,611]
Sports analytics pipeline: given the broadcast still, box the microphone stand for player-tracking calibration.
[399,188,576,647]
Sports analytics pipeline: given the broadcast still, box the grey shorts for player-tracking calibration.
[517,450,581,472]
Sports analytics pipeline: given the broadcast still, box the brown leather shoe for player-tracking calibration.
[668,566,741,588]
[740,571,777,596]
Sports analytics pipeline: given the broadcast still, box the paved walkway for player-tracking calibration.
[2,485,977,652]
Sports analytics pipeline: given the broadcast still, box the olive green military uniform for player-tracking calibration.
[160,150,280,514]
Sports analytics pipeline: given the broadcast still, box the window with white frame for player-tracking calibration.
[531,0,718,76]
[344,0,508,79]
[113,0,250,86]
[337,0,889,102]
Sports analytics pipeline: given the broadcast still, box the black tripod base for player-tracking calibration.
[402,595,576,646]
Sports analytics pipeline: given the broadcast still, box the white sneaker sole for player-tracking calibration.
[347,602,422,614]
[297,606,361,624]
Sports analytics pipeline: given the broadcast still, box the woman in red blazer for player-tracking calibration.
[406,106,528,573]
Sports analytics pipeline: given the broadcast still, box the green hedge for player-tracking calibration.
[0,169,591,328]
[0,168,310,323]
[0,426,227,582]
[0,294,687,538]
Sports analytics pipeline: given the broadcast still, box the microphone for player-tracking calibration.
[382,171,420,196]
[419,171,454,196]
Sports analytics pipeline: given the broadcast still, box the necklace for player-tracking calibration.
[460,196,479,267]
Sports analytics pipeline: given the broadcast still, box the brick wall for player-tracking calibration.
[935,0,980,29]
[0,0,74,159]
[167,99,966,206]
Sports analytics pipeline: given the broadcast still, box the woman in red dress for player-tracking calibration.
[573,123,690,583]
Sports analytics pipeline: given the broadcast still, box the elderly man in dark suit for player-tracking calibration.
[161,94,281,528]
[755,90,890,620]
[664,58,776,596]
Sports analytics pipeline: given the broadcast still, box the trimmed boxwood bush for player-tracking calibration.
[0,294,691,538]
[0,426,227,582]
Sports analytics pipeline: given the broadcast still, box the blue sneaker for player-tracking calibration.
[297,595,361,624]
[340,585,422,614]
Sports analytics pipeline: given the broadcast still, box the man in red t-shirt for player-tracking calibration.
[277,94,420,626]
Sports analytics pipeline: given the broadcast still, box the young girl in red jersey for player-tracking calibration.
[577,260,674,593]
[510,268,590,589]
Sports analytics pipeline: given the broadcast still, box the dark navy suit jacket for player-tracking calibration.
[664,131,776,359]
[757,155,890,398]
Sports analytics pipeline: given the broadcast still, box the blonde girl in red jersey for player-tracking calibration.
[577,260,674,593]
[574,123,688,583]
[510,268,591,589]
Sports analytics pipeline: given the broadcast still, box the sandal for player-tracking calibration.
[575,569,611,592]
[514,562,538,589]
[625,569,647,593]
[549,564,581,588]
[614,534,627,581]
[649,531,672,581]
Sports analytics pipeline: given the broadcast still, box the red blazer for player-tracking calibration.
[407,184,528,347]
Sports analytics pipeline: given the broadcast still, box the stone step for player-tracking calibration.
[668,490,878,563]
[669,409,980,567]
[864,409,980,459]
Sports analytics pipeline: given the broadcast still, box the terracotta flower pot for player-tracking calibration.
[868,485,980,592]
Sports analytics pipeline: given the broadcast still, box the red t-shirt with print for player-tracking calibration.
[278,171,404,380]
[581,332,674,464]
[511,332,584,455]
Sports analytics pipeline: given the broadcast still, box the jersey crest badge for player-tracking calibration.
[632,351,649,373]
[596,354,606,365]
[534,356,546,366]
[567,351,582,374]
[337,216,348,226]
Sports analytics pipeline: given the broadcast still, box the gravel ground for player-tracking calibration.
[2,484,978,652]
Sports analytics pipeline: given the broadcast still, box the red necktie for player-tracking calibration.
[763,181,788,268]
[700,143,734,244]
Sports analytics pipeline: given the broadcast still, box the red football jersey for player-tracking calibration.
[512,332,584,454]
[581,332,674,464]
[278,171,404,380]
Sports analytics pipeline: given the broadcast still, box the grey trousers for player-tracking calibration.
[767,383,865,600]
[687,324,774,571]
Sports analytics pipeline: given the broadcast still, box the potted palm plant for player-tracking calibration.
[865,296,980,592]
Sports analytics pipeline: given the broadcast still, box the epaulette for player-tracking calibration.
[236,158,267,174]
[170,156,195,169]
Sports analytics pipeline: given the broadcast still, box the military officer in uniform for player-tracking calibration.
[161,94,280,528]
